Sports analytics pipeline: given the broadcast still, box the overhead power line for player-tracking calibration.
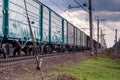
[49,0,65,11]
[49,0,85,27]
[74,0,89,13]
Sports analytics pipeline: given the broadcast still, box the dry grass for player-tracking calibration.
[0,52,89,80]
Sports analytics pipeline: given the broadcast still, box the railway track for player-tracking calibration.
[0,52,70,67]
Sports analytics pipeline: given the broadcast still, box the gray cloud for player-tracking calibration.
[93,0,120,12]
[91,0,120,22]
[93,11,120,22]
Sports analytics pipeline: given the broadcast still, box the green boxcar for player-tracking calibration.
[51,11,62,44]
[8,0,40,42]
[80,31,87,48]
[42,6,49,42]
[83,33,87,48]
[63,20,67,44]
[68,23,75,45]
[74,27,77,45]
[42,5,64,44]
[0,0,3,38]
[80,30,83,47]
[76,28,81,46]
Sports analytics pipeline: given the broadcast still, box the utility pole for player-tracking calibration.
[97,16,99,52]
[88,0,94,54]
[115,29,117,43]
[103,35,107,48]
[100,29,103,49]
[100,19,106,49]
[24,0,44,79]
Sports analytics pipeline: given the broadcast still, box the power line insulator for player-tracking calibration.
[83,3,87,7]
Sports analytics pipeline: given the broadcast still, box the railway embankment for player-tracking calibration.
[0,52,90,80]
[0,51,120,80]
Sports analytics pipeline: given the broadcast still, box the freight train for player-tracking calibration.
[0,0,100,58]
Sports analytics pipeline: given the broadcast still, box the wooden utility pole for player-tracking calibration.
[24,0,40,69]
[100,29,103,49]
[24,0,44,79]
[97,16,99,52]
[88,0,94,54]
[115,29,117,43]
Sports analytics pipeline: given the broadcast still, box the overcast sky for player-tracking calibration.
[39,0,120,48]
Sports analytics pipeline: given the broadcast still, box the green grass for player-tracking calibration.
[55,55,120,80]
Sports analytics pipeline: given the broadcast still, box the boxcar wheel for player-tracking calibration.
[1,48,8,58]
[45,45,52,54]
